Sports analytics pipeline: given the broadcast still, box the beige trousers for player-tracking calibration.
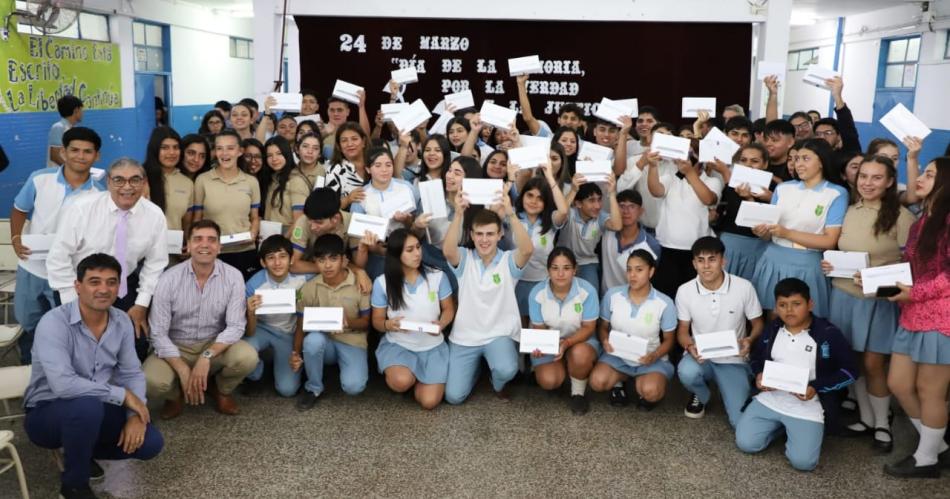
[143,339,258,400]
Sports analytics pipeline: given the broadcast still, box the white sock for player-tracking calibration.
[910,417,923,434]
[913,425,946,466]
[867,394,892,442]
[614,382,623,389]
[570,377,588,396]
[854,377,873,426]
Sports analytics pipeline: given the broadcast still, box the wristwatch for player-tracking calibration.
[201,349,214,360]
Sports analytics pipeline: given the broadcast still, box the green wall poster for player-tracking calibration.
[2,21,122,113]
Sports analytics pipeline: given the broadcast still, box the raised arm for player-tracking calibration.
[442,190,470,267]
[764,76,779,123]
[516,75,542,136]
[612,116,633,177]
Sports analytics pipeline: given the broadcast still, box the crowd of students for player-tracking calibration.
[10,71,950,498]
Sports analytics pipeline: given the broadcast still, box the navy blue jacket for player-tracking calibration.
[750,315,857,394]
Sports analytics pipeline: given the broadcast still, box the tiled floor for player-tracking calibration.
[1,372,947,498]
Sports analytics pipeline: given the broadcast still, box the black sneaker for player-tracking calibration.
[89,460,104,481]
[637,396,658,412]
[569,394,590,415]
[609,385,629,407]
[938,448,950,470]
[872,428,894,454]
[295,391,320,411]
[883,455,940,479]
[684,394,705,419]
[60,485,98,499]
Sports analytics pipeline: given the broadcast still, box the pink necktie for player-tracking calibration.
[114,210,129,297]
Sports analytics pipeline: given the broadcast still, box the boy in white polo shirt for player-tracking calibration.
[676,237,764,427]
[442,187,534,404]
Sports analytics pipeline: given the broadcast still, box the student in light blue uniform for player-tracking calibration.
[351,147,420,280]
[560,175,621,288]
[442,192,534,404]
[600,189,662,293]
[509,166,569,320]
[371,229,455,410]
[751,139,849,317]
[527,248,600,415]
[589,250,677,410]
[11,127,105,364]
[243,236,311,397]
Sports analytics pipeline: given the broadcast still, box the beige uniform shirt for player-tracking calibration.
[194,168,261,253]
[297,269,370,348]
[832,199,915,297]
[163,168,194,230]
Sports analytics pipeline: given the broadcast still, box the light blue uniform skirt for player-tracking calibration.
[752,244,830,317]
[376,337,450,384]
[721,232,767,282]
[598,353,675,380]
[892,327,950,365]
[828,287,899,354]
[531,336,603,367]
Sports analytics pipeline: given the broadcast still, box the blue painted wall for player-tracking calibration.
[0,103,214,218]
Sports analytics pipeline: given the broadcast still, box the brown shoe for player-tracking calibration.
[209,383,240,416]
[160,395,183,420]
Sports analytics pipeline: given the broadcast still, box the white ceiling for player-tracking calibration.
[176,0,927,21]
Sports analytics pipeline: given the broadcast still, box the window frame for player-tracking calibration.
[787,47,819,71]
[880,35,920,89]
[132,20,170,74]
[229,36,254,60]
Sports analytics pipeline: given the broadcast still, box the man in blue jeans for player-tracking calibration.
[23,253,163,499]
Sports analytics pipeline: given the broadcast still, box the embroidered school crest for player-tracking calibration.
[814,205,824,216]
[492,273,501,284]
[574,303,582,313]
[540,235,548,247]
[805,345,814,352]
[643,312,654,324]
[428,291,437,302]
[293,227,303,240]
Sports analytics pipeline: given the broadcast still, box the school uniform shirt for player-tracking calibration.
[245,270,311,334]
[46,117,71,167]
[288,211,354,255]
[163,168,194,231]
[370,271,453,352]
[263,180,295,226]
[675,273,763,364]
[351,178,421,235]
[600,226,662,292]
[13,167,104,279]
[288,163,328,212]
[600,285,677,366]
[560,207,610,266]
[325,160,367,198]
[771,180,848,250]
[296,269,371,348]
[754,326,823,423]
[832,200,914,298]
[194,168,261,254]
[510,214,565,282]
[47,192,168,307]
[450,248,524,346]
[528,278,599,337]
[654,170,723,250]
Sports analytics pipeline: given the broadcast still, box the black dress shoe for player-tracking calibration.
[569,394,590,415]
[840,422,873,438]
[89,460,104,481]
[883,455,939,478]
[872,428,893,454]
[60,485,98,499]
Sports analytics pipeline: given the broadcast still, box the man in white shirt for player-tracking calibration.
[47,158,169,358]
[10,127,106,364]
[675,237,763,427]
[48,95,84,167]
